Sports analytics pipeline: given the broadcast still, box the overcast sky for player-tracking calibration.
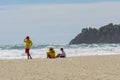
[0,0,120,45]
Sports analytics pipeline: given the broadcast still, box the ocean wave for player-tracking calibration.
[0,43,120,60]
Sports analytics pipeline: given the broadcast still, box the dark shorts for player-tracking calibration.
[25,48,30,53]
[60,55,65,58]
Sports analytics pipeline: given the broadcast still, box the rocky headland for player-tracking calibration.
[69,23,120,44]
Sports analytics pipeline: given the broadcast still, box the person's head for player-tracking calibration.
[60,48,64,51]
[26,36,30,40]
[49,47,54,51]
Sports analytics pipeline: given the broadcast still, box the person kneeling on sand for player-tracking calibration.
[56,48,66,58]
[47,47,56,58]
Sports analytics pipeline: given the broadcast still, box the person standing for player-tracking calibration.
[24,36,33,59]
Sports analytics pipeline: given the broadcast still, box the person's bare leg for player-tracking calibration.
[27,54,29,59]
[56,54,60,58]
[29,54,32,59]
[27,50,32,59]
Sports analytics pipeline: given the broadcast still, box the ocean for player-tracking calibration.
[0,44,120,60]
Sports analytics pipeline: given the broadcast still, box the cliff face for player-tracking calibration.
[69,23,120,44]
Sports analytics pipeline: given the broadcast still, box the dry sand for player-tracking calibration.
[0,55,120,80]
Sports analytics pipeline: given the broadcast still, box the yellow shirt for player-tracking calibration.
[47,50,56,58]
[24,39,33,49]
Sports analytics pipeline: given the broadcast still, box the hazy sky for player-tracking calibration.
[1,0,120,4]
[0,0,120,45]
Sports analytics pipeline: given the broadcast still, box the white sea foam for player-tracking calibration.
[0,44,120,60]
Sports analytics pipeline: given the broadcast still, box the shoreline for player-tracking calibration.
[0,55,120,80]
[0,53,120,60]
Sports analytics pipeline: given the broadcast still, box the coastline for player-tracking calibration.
[0,55,120,80]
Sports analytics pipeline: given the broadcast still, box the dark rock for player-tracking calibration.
[69,23,120,44]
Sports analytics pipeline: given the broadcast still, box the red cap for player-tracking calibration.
[26,36,29,39]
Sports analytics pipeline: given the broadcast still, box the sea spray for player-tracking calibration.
[0,44,120,60]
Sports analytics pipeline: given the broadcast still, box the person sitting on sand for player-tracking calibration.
[56,48,66,58]
[47,47,56,58]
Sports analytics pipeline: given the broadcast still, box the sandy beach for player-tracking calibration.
[0,55,120,80]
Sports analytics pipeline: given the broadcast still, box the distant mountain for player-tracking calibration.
[69,23,120,44]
